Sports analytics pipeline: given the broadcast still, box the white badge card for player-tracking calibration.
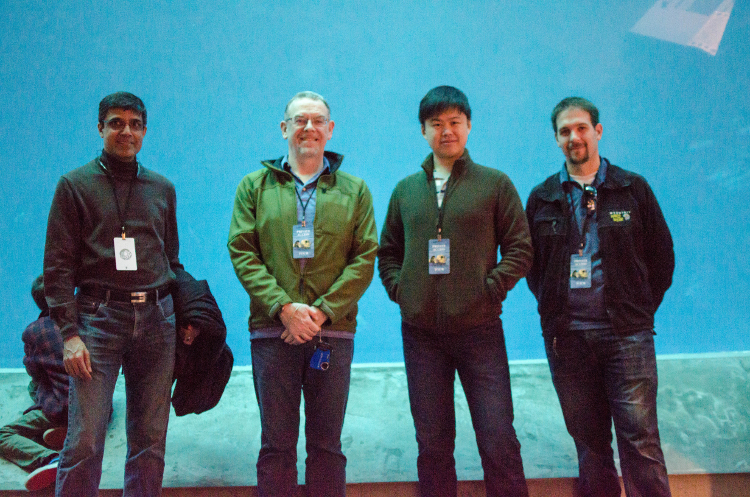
[570,254,591,288]
[114,237,138,271]
[293,224,314,259]
[428,239,450,275]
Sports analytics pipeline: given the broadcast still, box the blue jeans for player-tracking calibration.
[251,337,353,497]
[545,329,671,497]
[56,293,176,497]
[401,320,529,497]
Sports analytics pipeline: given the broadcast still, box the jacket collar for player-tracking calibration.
[262,151,344,177]
[536,158,630,202]
[421,149,472,180]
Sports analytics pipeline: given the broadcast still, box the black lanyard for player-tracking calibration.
[294,183,318,227]
[565,183,595,256]
[100,160,136,239]
[435,175,453,241]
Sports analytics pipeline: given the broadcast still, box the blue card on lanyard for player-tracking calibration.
[570,254,592,288]
[428,238,450,275]
[293,224,314,259]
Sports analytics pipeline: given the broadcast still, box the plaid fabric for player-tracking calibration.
[22,314,68,423]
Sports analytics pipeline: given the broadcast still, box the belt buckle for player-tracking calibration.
[130,292,147,304]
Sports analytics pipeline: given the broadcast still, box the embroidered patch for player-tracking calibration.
[608,211,631,222]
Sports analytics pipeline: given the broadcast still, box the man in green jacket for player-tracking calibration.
[228,91,378,497]
[378,86,532,497]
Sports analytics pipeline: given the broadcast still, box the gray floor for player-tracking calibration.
[1,352,749,490]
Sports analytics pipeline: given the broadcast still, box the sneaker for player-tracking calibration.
[43,426,67,450]
[25,460,58,491]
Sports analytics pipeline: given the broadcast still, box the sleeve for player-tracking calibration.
[22,317,69,419]
[377,185,405,303]
[486,175,534,303]
[524,191,542,300]
[22,321,45,386]
[312,181,378,321]
[165,183,184,273]
[640,180,674,309]
[43,177,81,340]
[227,175,293,318]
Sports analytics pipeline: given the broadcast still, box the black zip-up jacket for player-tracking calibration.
[171,268,233,416]
[379,150,532,333]
[525,161,675,337]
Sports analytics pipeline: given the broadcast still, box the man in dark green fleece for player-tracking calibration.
[228,91,377,497]
[378,86,532,497]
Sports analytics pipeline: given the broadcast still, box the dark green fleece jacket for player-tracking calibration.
[378,150,532,333]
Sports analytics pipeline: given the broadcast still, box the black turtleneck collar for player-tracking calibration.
[100,150,138,179]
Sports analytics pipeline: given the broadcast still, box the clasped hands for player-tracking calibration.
[279,303,327,345]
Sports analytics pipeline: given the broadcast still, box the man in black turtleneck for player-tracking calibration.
[43,92,182,497]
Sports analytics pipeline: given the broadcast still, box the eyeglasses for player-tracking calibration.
[104,118,144,132]
[286,115,329,128]
[583,185,597,215]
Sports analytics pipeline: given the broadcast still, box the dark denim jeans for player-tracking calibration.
[251,337,353,497]
[56,294,176,497]
[545,328,671,497]
[401,320,529,497]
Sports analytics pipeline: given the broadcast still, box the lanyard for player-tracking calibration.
[565,183,595,256]
[100,160,135,239]
[294,183,318,227]
[435,175,453,241]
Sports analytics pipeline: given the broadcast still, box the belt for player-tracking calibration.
[79,285,170,304]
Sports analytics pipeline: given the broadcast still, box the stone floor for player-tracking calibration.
[1,352,749,491]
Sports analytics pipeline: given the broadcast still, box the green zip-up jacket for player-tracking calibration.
[228,152,378,334]
[378,150,532,333]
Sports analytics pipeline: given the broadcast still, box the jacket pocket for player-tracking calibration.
[533,215,565,237]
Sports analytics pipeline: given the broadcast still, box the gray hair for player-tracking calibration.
[284,91,330,119]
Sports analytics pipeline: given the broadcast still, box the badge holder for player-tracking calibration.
[570,254,592,288]
[114,230,137,271]
[293,224,314,259]
[428,238,450,275]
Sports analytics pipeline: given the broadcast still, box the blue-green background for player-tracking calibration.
[1,0,748,367]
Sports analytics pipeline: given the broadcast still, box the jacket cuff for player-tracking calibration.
[313,300,335,323]
[50,304,78,341]
[269,298,293,319]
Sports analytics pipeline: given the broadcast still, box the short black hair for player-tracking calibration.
[98,92,147,126]
[551,97,599,133]
[419,86,471,125]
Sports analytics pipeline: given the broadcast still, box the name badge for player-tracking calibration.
[293,224,314,259]
[114,237,137,271]
[428,239,450,275]
[570,254,591,288]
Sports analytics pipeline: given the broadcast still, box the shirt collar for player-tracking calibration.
[282,155,330,186]
[559,156,608,188]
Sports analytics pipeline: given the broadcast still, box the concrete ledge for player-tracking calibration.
[2,475,750,497]
[1,352,749,493]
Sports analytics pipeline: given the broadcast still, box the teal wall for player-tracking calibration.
[1,0,748,367]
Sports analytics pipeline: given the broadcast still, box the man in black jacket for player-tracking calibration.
[526,97,674,497]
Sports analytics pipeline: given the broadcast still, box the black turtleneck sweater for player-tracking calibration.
[43,151,183,340]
